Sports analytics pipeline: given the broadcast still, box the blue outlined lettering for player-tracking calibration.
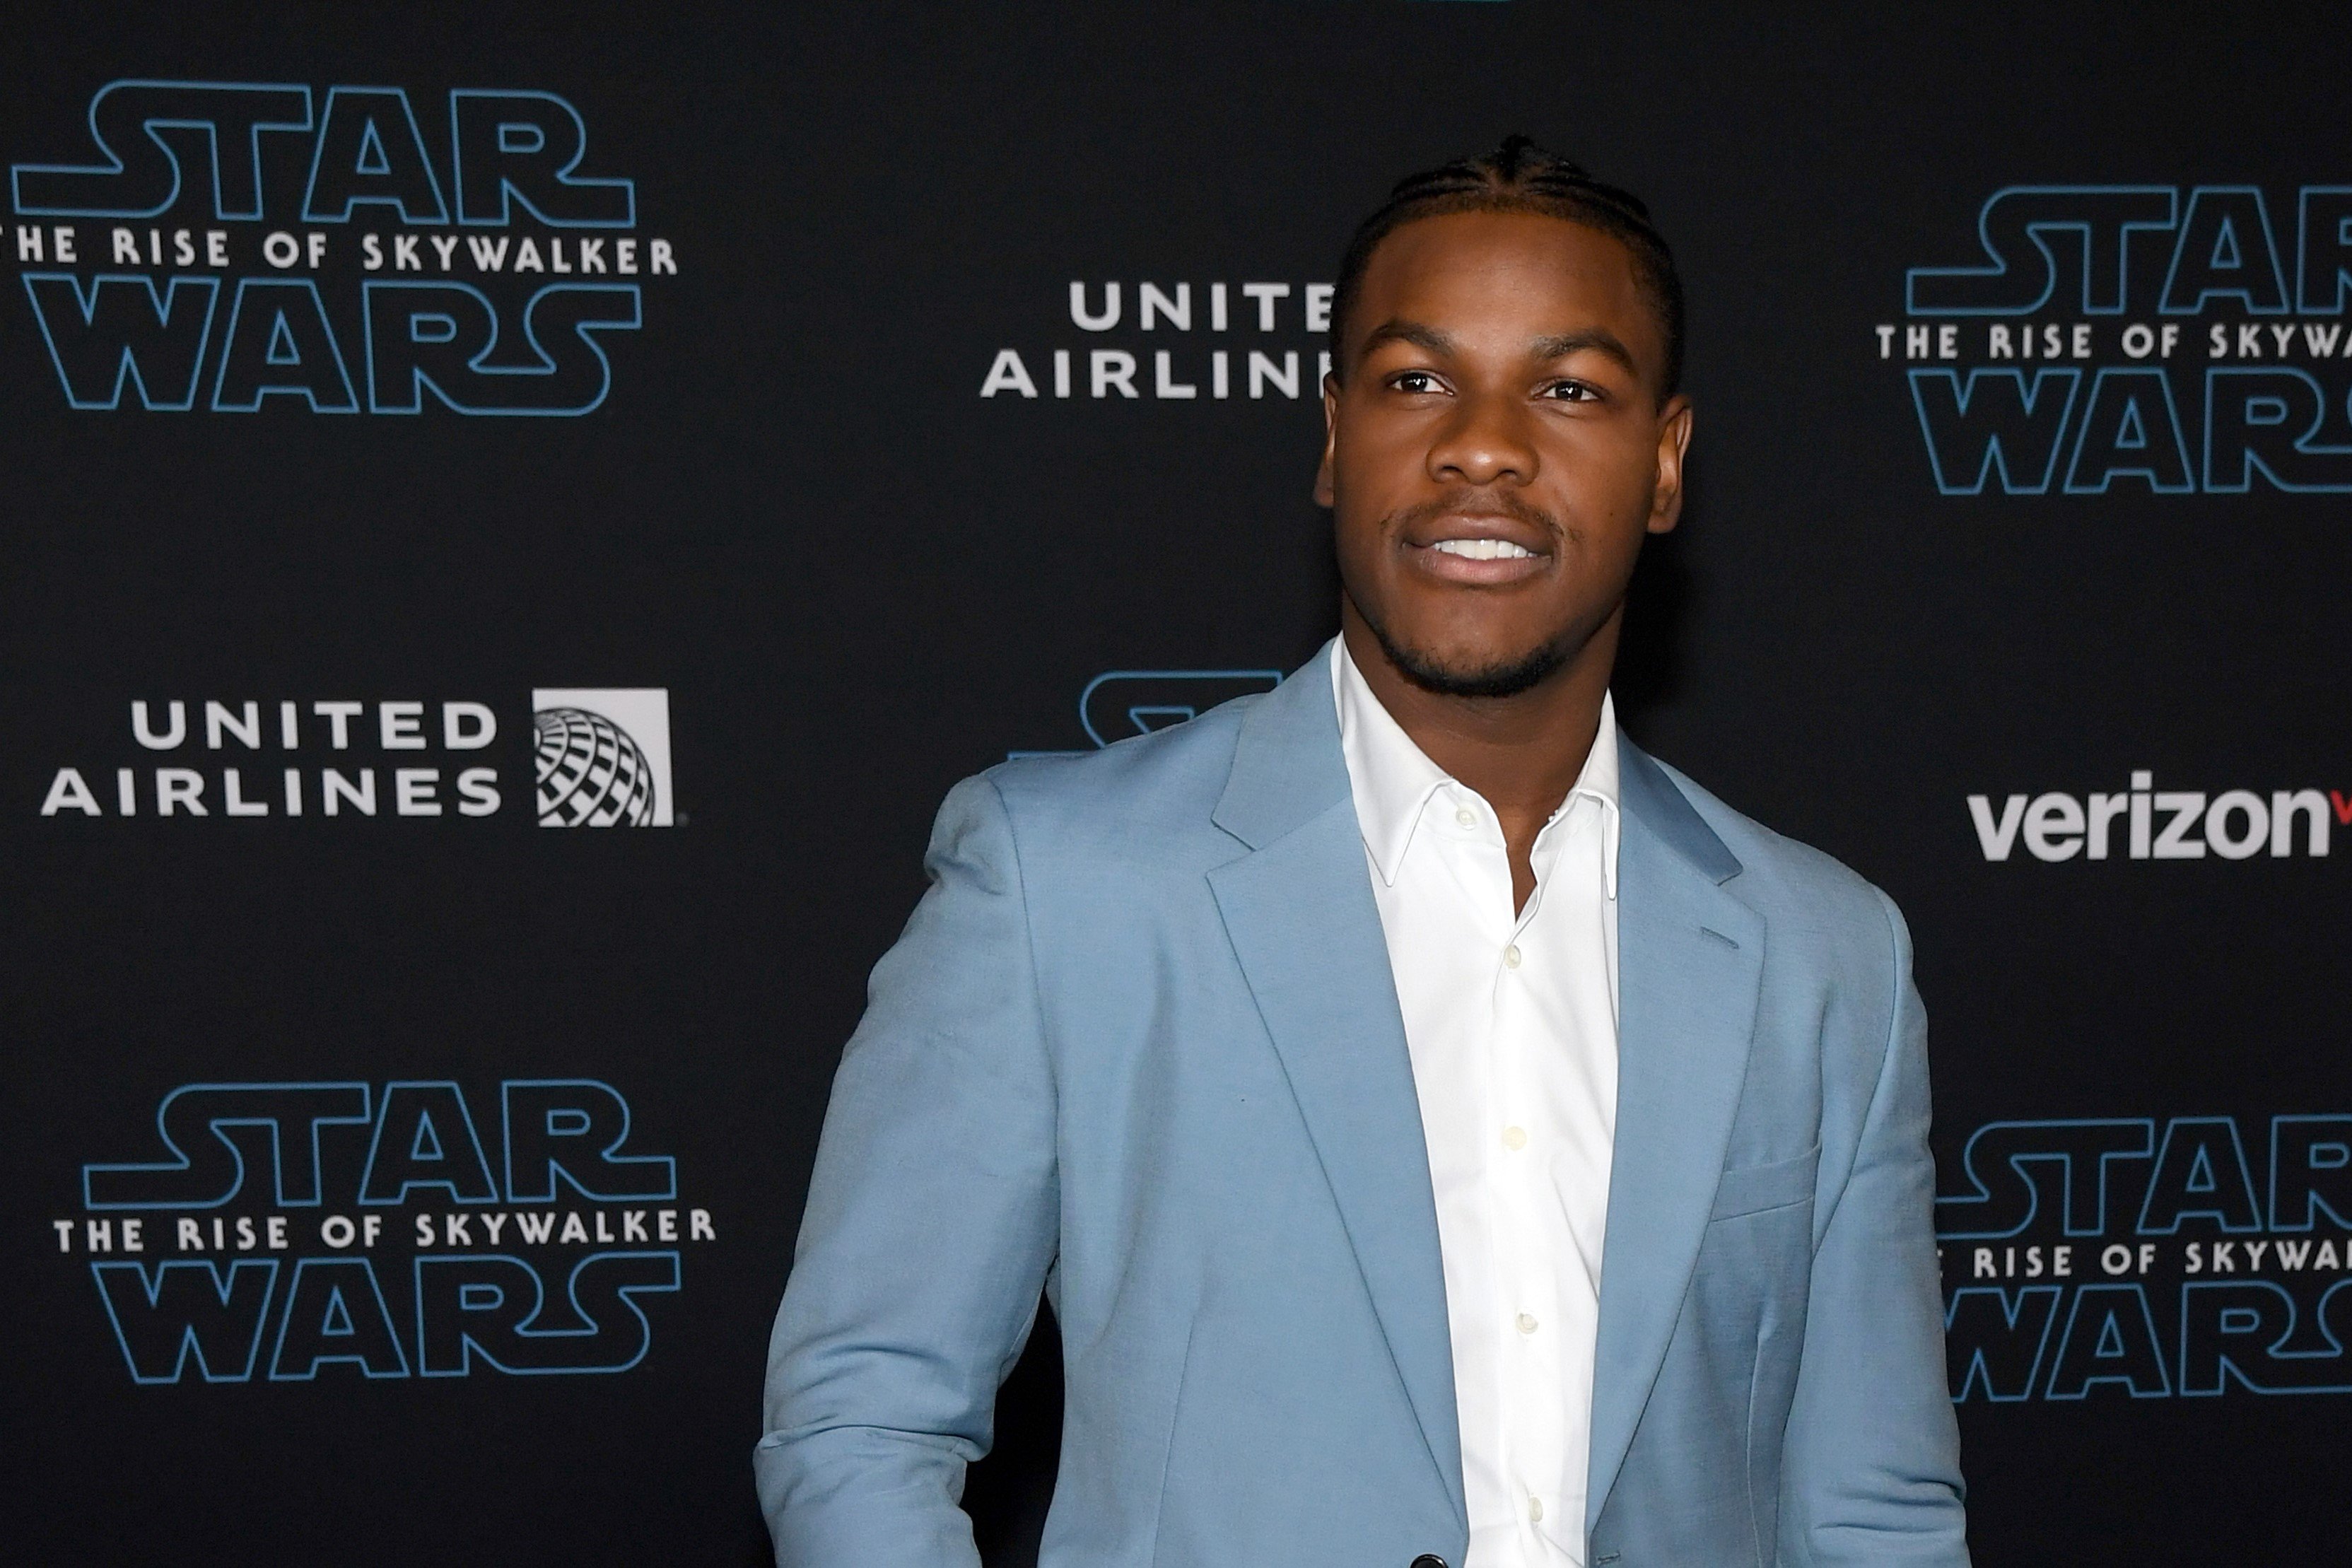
[70,1080,700,1383]
[502,1081,676,1203]
[358,1082,500,1206]
[13,81,661,416]
[2180,1280,2352,1395]
[1896,185,2352,496]
[301,86,447,224]
[1935,1117,2352,1402]
[268,1257,410,1379]
[83,1083,371,1210]
[1013,669,1287,759]
[2044,1283,2171,1399]
[2063,367,2194,493]
[2271,1118,2352,1231]
[22,274,220,410]
[1908,368,2080,494]
[11,81,312,219]
[1909,184,2352,319]
[1934,1118,2153,1240]
[1945,1285,2062,1402]
[2296,187,2352,315]
[2203,368,2352,493]
[12,81,638,227]
[2161,187,2290,316]
[1907,187,2177,316]
[361,281,640,414]
[415,1251,679,1375]
[450,90,633,228]
[1077,670,1285,747]
[209,278,357,411]
[92,1259,279,1383]
[2139,1117,2264,1234]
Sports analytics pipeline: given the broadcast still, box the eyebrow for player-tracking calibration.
[1359,319,1639,375]
[1359,319,1456,357]
[1529,329,1637,374]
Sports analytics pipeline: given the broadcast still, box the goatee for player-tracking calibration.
[1357,604,1575,699]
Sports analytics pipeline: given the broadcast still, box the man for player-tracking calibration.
[759,137,1967,1567]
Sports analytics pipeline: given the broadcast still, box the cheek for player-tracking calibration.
[1328,497,1396,595]
[1540,429,1658,519]
[1336,402,1443,476]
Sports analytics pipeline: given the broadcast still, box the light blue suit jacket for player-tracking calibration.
[759,649,1967,1567]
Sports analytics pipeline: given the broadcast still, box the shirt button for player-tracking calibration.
[1528,1497,1545,1523]
[1502,944,1522,969]
[1516,1312,1538,1335]
[1455,807,1477,829]
[1502,1125,1528,1151]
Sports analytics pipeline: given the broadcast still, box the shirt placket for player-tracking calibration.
[1511,814,1572,1558]
[1420,784,1508,1557]
[1547,797,1612,1561]
[1489,797,1569,1560]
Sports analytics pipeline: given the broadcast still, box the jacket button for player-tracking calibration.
[1410,1558,1449,1568]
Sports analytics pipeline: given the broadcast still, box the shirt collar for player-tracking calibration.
[1331,636,1620,893]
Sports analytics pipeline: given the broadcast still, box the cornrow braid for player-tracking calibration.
[1329,134,1685,399]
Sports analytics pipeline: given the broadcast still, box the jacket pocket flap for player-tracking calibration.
[1708,1145,1821,1221]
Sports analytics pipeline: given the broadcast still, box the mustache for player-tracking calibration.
[1383,489,1562,538]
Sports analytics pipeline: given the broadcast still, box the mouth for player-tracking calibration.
[1402,515,1554,585]
[1429,538,1538,561]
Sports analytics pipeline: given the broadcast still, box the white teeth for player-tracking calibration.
[1432,538,1535,561]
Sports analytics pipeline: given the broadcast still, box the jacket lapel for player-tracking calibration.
[1200,662,1765,1536]
[1205,655,1467,1529]
[1584,743,1765,1531]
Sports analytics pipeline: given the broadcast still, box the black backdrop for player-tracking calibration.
[7,4,2351,1564]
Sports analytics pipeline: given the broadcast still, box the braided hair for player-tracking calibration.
[1328,135,1685,398]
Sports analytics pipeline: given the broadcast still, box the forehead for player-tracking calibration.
[1353,207,1656,356]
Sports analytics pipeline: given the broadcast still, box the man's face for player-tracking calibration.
[1316,208,1692,697]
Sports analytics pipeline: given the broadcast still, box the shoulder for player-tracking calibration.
[1640,747,1908,964]
[955,691,1260,866]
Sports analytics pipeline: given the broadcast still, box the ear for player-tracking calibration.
[1646,395,1693,534]
[1312,371,1341,507]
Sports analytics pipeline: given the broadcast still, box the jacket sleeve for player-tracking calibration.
[756,773,1059,1567]
[1777,890,1970,1565]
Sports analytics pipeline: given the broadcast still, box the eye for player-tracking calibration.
[1388,370,1446,395]
[1541,379,1603,403]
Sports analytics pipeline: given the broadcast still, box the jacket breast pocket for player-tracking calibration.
[1707,1145,1820,1222]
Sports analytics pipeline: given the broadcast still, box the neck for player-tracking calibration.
[1340,599,1619,835]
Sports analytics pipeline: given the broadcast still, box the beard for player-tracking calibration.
[1347,490,1586,698]
[1355,599,1579,699]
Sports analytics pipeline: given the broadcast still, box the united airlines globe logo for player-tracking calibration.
[530,689,675,828]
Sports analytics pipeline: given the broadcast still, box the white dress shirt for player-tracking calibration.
[1333,638,1622,1568]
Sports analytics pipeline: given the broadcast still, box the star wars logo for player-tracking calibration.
[1886,185,2352,494]
[1010,669,1282,759]
[1938,1115,2352,1402]
[52,1079,713,1383]
[5,81,677,415]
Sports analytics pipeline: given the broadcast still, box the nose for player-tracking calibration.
[1426,387,1537,487]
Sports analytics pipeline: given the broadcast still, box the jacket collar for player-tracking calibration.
[1216,640,1711,882]
[1330,635,1624,893]
[1210,641,1354,850]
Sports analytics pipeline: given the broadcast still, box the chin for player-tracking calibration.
[1381,628,1572,701]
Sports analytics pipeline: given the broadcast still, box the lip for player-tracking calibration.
[1398,511,1554,586]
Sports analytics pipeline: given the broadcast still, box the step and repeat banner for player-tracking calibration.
[4,4,2346,1564]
